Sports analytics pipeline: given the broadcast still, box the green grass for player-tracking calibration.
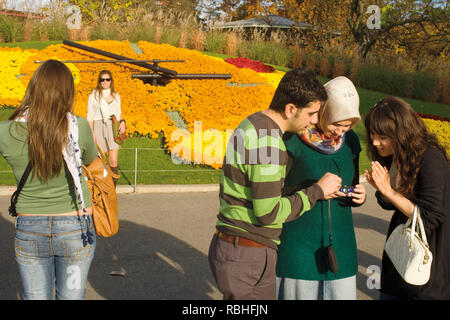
[115,137,220,185]
[1,41,448,185]
[0,40,62,50]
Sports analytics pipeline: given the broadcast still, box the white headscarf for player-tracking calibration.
[319,76,361,131]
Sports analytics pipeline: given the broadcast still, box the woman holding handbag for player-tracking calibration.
[0,60,98,299]
[276,76,367,300]
[87,70,126,186]
[364,96,450,300]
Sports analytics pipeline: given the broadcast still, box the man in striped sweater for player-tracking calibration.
[208,68,343,300]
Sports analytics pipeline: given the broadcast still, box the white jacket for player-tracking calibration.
[86,89,121,122]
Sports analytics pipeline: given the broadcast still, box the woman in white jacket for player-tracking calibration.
[87,70,125,186]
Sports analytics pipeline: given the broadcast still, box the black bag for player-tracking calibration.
[326,244,338,275]
[326,200,338,275]
[9,162,32,217]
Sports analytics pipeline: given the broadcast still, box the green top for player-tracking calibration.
[216,111,323,250]
[0,116,98,214]
[276,130,361,280]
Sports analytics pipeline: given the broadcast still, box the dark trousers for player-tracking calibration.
[208,233,277,300]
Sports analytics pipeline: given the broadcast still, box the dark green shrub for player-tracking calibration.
[411,72,437,102]
[356,64,414,97]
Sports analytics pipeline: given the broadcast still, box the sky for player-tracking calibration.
[3,0,52,11]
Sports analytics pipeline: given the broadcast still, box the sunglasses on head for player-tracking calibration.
[100,78,111,82]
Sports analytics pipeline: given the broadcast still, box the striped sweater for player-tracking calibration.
[216,111,323,250]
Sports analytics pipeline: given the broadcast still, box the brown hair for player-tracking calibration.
[9,60,75,181]
[95,70,117,100]
[269,68,327,112]
[364,96,448,197]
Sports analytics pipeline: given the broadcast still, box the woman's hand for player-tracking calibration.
[118,120,126,135]
[350,183,366,205]
[367,161,394,197]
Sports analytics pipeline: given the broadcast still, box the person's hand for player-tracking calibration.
[118,121,126,134]
[350,183,366,205]
[105,94,114,104]
[364,169,375,188]
[316,172,343,200]
[367,161,393,197]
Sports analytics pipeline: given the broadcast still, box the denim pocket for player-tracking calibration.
[14,238,38,266]
[62,239,94,263]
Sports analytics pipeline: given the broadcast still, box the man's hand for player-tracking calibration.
[316,172,344,200]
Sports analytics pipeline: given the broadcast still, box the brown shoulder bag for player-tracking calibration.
[83,145,120,237]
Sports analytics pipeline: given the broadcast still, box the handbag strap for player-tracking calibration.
[9,162,32,215]
[411,205,429,246]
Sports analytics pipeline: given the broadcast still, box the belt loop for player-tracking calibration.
[234,235,239,248]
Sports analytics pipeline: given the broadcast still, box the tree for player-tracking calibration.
[347,0,449,59]
[68,0,134,23]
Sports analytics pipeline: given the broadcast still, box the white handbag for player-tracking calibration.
[384,205,433,285]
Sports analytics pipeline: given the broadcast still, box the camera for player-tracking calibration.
[340,185,355,197]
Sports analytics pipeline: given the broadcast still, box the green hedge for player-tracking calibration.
[356,64,438,102]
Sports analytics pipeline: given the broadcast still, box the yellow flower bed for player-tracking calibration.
[19,40,174,140]
[423,118,450,158]
[13,41,277,169]
[257,70,285,89]
[136,42,275,168]
[9,42,446,170]
[0,47,37,107]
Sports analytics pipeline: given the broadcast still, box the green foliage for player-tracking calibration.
[238,40,292,67]
[90,22,121,40]
[356,64,442,105]
[0,16,24,42]
[161,28,181,47]
[124,25,156,43]
[204,31,227,53]
[356,64,413,97]
[68,0,134,24]
[411,73,437,102]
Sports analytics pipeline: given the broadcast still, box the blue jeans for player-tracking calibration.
[276,276,357,300]
[14,215,96,300]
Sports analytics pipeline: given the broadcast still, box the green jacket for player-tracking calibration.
[276,130,361,280]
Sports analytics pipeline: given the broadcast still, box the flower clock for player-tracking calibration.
[1,41,447,169]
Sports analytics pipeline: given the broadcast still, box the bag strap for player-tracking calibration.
[9,162,32,216]
[411,205,429,246]
[328,200,333,245]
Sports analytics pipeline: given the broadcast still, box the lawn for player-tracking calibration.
[0,41,448,186]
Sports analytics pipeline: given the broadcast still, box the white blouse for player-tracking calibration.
[86,89,121,122]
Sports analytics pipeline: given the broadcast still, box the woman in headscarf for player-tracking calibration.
[276,76,366,300]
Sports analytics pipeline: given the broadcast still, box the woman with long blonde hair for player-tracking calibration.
[0,60,98,300]
[87,70,125,186]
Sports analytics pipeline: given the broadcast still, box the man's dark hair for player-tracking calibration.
[269,68,327,112]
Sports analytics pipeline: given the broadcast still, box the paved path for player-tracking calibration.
[0,183,392,300]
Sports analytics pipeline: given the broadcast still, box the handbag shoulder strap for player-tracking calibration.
[15,162,33,196]
[411,205,429,246]
[9,162,32,216]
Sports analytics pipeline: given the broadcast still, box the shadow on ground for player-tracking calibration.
[88,219,216,300]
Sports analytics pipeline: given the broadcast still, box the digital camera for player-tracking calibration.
[340,186,355,197]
